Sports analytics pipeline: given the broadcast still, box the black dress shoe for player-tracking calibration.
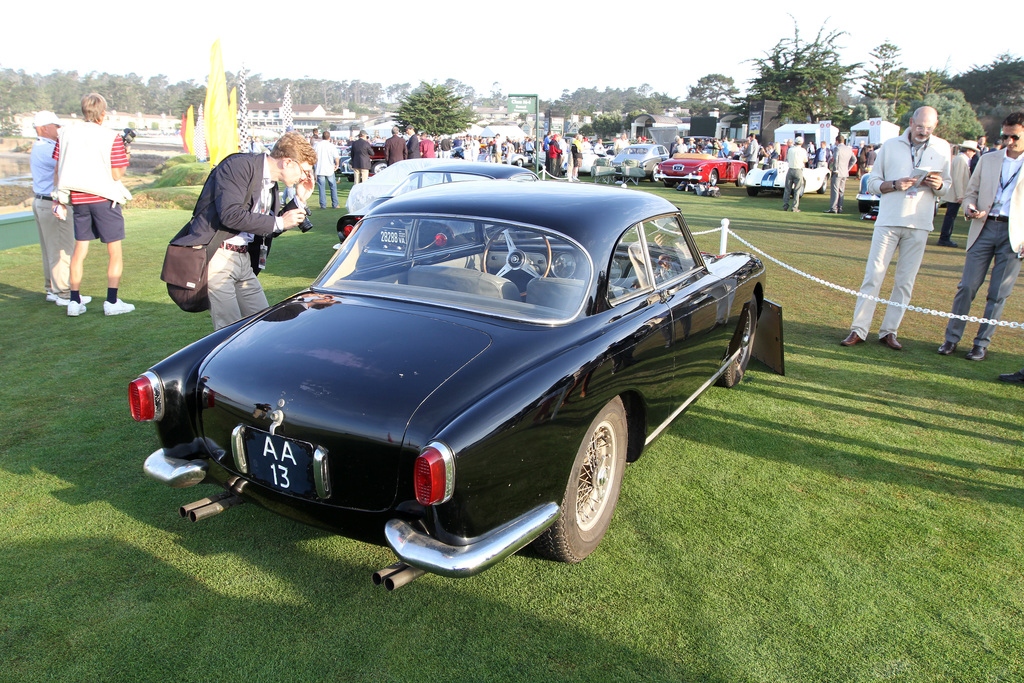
[966,345,987,361]
[936,240,959,248]
[998,370,1024,384]
[823,209,838,214]
[840,331,865,346]
[879,333,902,350]
[937,341,957,355]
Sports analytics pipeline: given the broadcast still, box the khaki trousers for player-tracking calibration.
[33,197,74,298]
[850,225,929,338]
[208,248,269,330]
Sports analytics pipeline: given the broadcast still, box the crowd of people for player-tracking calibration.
[26,94,1024,385]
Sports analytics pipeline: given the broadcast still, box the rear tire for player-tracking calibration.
[735,168,747,186]
[716,298,758,388]
[534,398,627,563]
[708,170,719,186]
[371,161,387,176]
[817,173,830,194]
[746,187,759,197]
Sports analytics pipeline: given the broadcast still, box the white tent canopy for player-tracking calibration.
[479,125,526,141]
[772,123,839,145]
[850,119,901,146]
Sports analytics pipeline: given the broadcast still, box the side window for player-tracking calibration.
[608,225,653,305]
[642,216,696,285]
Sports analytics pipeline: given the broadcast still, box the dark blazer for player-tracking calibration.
[170,153,292,274]
[384,134,407,165]
[407,133,421,159]
[350,138,373,170]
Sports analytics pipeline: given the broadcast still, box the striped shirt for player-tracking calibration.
[53,134,129,205]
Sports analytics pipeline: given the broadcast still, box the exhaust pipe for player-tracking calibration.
[187,494,243,522]
[372,562,426,590]
[179,491,233,518]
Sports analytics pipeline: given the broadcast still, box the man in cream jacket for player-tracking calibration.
[938,112,1024,362]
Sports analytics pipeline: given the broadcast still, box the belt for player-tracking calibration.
[35,194,52,201]
[220,242,248,254]
[989,215,1009,223]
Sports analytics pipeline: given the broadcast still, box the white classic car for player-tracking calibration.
[744,161,830,197]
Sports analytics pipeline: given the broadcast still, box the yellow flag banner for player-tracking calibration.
[204,39,237,167]
[183,105,195,155]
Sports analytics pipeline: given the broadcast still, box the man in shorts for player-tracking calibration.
[53,93,134,316]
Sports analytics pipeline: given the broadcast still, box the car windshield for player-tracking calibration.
[314,215,593,323]
[622,147,648,155]
[389,171,493,197]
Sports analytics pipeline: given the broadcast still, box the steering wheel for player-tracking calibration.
[482,229,552,279]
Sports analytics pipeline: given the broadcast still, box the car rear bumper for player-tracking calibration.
[384,502,560,577]
[144,449,209,488]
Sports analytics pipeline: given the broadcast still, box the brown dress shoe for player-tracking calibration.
[966,345,987,361]
[840,331,865,346]
[879,333,902,350]
[937,341,957,355]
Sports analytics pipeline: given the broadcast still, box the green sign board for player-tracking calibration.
[507,96,534,115]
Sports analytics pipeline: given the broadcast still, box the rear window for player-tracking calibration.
[315,215,592,323]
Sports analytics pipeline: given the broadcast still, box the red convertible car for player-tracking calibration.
[653,154,748,188]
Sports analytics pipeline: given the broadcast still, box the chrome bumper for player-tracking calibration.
[143,449,209,488]
[384,502,560,578]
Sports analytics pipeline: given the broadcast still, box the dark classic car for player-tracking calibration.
[337,161,537,241]
[335,142,387,182]
[131,182,784,589]
[653,153,748,188]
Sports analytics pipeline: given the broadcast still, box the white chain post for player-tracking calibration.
[719,219,730,255]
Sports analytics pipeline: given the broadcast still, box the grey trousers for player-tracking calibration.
[782,169,805,210]
[944,218,1022,348]
[829,174,848,212]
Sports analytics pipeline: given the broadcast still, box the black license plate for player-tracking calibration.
[244,427,315,496]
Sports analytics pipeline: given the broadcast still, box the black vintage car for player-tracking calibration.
[130,182,784,589]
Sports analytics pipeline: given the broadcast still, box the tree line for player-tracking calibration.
[2,28,1020,141]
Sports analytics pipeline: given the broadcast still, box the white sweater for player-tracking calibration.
[56,123,132,205]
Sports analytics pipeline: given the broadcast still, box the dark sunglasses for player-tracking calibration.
[1001,133,1021,142]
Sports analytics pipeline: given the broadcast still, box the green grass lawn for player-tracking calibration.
[1,178,1021,681]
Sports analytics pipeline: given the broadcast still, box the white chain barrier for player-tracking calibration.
[706,220,1024,330]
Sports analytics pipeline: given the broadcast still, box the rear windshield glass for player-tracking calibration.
[315,215,593,323]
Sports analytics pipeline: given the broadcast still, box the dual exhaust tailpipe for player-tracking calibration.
[372,561,426,591]
[179,478,245,522]
[179,485,426,589]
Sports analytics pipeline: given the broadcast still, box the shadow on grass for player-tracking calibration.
[0,533,713,681]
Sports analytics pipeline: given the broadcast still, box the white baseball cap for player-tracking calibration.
[33,111,61,127]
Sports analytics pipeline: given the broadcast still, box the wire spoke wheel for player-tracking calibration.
[533,398,627,563]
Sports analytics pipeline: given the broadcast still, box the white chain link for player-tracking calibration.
[717,227,1024,329]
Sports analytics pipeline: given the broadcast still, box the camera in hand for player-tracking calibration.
[120,128,137,151]
[298,207,313,233]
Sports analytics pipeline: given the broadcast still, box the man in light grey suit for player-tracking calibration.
[824,135,857,214]
[938,111,1024,362]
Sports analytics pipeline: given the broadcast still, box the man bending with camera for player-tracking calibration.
[169,131,317,330]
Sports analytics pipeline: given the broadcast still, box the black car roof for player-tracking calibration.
[367,181,678,254]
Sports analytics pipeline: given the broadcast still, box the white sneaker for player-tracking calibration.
[56,295,92,306]
[66,301,87,317]
[103,299,135,316]
[45,292,58,302]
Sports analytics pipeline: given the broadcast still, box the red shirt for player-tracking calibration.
[53,133,129,205]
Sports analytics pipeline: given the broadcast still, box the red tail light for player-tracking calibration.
[413,442,455,505]
[129,372,163,422]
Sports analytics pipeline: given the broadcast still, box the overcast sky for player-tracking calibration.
[2,2,1016,104]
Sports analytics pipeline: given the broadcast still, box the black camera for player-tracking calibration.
[298,207,313,233]
[120,127,136,151]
